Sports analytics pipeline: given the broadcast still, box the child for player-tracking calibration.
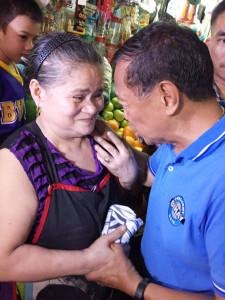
[0,0,42,144]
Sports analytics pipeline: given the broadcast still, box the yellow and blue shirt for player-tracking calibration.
[0,60,26,143]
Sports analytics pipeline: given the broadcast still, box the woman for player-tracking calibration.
[0,32,125,299]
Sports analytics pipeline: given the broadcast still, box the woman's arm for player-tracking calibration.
[0,148,126,282]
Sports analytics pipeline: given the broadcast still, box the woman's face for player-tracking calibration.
[39,63,104,139]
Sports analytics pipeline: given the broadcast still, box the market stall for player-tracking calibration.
[27,0,222,151]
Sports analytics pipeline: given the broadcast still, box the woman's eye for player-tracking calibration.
[92,95,103,103]
[19,35,27,40]
[73,96,84,102]
[93,91,103,99]
[95,94,103,99]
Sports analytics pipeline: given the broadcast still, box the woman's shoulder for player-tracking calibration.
[0,121,47,181]
[0,122,39,175]
[0,121,37,149]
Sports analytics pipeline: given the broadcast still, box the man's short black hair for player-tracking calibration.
[211,0,225,28]
[113,21,215,101]
[0,0,42,33]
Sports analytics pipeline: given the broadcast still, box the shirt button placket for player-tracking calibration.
[168,165,174,172]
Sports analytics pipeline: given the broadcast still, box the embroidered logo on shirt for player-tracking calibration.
[168,195,185,226]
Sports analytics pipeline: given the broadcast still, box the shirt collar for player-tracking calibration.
[214,83,225,102]
[174,115,225,162]
[0,60,23,86]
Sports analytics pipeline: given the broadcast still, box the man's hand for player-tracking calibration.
[83,225,127,273]
[86,240,142,297]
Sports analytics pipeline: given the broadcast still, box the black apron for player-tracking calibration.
[26,122,125,299]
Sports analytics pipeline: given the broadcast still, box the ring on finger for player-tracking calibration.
[104,156,112,163]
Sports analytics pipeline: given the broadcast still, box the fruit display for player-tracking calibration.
[100,83,144,151]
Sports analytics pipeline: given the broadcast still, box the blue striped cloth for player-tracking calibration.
[101,204,143,244]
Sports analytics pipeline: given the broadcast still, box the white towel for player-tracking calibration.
[101,204,143,245]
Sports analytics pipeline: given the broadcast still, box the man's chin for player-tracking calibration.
[140,138,156,146]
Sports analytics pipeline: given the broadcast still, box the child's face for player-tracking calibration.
[0,15,41,64]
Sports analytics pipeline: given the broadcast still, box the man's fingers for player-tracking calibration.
[105,225,127,244]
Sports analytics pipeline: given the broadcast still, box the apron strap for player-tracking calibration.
[26,121,60,184]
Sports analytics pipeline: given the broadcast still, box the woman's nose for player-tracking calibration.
[83,100,98,114]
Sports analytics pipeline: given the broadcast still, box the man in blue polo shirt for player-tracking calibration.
[86,22,225,300]
[206,1,225,103]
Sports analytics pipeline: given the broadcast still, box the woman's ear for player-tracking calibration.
[158,81,181,116]
[29,79,44,107]
[205,37,211,50]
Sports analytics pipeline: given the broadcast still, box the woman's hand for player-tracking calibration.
[93,117,138,189]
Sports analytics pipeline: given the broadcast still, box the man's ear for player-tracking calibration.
[29,79,45,108]
[158,81,181,116]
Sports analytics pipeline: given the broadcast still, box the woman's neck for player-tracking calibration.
[35,117,97,172]
[36,117,89,154]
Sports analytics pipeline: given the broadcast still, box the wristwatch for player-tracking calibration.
[134,278,151,299]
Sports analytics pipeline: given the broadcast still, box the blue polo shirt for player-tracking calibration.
[141,115,225,298]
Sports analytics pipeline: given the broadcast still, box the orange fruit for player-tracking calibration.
[123,126,136,139]
[134,146,143,152]
[133,139,144,149]
[125,136,135,146]
[107,119,119,132]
